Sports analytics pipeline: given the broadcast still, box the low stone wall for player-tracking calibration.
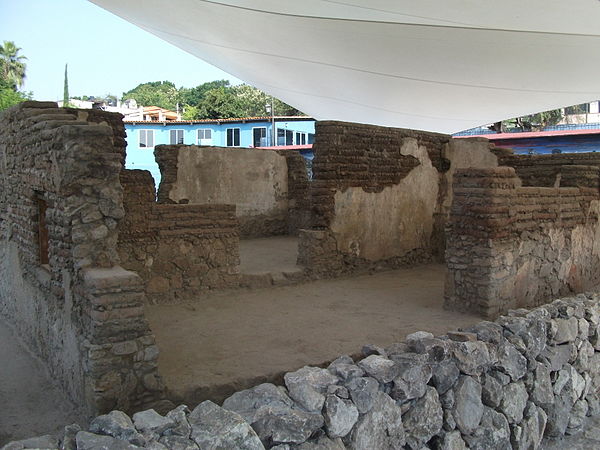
[155,145,309,237]
[299,121,497,276]
[0,102,166,415]
[9,293,600,449]
[118,169,240,304]
[445,166,600,318]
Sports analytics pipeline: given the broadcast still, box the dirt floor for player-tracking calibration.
[0,317,85,446]
[239,235,300,274]
[146,263,481,406]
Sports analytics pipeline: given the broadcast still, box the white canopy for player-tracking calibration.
[90,0,600,134]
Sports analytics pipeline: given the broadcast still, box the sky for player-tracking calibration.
[0,0,241,101]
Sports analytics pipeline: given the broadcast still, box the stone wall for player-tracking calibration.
[299,121,497,275]
[0,102,166,415]
[445,166,600,318]
[118,169,240,304]
[155,145,309,237]
[11,293,600,449]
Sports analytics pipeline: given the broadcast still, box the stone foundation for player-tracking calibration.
[445,166,600,318]
[0,102,166,415]
[118,169,240,304]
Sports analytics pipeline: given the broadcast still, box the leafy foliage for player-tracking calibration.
[502,108,564,132]
[0,41,29,111]
[122,81,181,111]
[0,41,27,89]
[122,79,304,119]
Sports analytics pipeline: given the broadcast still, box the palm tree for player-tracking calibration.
[0,41,27,89]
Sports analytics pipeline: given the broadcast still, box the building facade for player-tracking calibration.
[124,117,315,182]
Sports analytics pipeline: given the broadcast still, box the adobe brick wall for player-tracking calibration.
[118,169,240,303]
[445,166,600,318]
[155,145,309,237]
[299,121,497,276]
[498,151,600,187]
[0,102,167,415]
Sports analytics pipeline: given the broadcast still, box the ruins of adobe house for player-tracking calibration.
[2,100,600,420]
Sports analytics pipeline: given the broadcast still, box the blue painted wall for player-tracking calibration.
[492,134,600,155]
[124,118,315,183]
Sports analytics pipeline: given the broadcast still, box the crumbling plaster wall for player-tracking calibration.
[298,121,497,275]
[118,169,240,304]
[155,145,308,237]
[445,166,600,318]
[0,102,166,415]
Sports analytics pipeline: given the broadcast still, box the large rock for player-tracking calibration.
[498,381,528,424]
[434,431,467,450]
[89,411,145,446]
[164,405,192,438]
[222,383,294,423]
[188,401,264,449]
[390,355,432,404]
[1,435,60,450]
[430,360,459,395]
[481,374,503,408]
[451,341,491,375]
[158,435,199,450]
[552,318,579,344]
[495,342,528,381]
[544,394,572,438]
[357,355,398,384]
[323,395,359,438]
[349,391,405,449]
[295,435,346,449]
[346,376,380,414]
[452,376,483,435]
[510,402,547,450]
[463,407,511,450]
[402,387,443,449]
[284,367,339,412]
[75,431,141,450]
[252,404,324,445]
[529,363,554,407]
[132,409,175,436]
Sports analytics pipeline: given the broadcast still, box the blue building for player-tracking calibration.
[124,116,315,182]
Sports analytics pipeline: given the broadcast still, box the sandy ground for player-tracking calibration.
[239,235,300,274]
[0,316,85,446]
[146,264,481,406]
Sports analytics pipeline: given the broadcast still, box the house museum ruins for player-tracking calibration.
[3,101,600,448]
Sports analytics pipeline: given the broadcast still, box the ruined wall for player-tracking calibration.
[155,145,307,237]
[299,121,497,275]
[0,102,166,414]
[498,150,600,187]
[445,166,600,318]
[12,293,600,449]
[118,169,240,304]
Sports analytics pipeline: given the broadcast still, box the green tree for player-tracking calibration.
[0,41,27,89]
[180,79,230,107]
[122,81,180,110]
[502,108,564,132]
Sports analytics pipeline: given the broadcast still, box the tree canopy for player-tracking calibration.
[0,41,27,89]
[0,41,29,111]
[122,79,304,119]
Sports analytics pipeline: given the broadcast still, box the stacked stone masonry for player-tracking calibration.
[0,102,167,415]
[299,121,497,276]
[445,166,600,318]
[7,293,600,449]
[118,169,240,304]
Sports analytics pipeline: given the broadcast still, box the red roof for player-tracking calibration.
[256,144,313,150]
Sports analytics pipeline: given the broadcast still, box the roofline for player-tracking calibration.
[455,128,600,140]
[123,116,315,125]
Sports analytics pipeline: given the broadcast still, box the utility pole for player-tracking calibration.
[271,96,276,146]
[63,64,69,107]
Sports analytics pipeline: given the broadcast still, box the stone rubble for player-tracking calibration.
[5,293,600,449]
